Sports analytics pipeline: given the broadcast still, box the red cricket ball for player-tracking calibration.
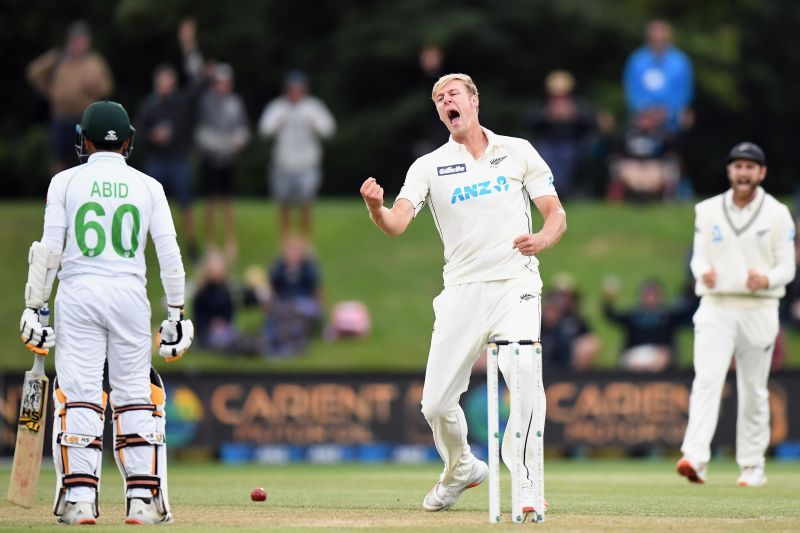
[250,487,267,502]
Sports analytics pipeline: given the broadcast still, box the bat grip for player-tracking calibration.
[32,354,46,375]
[38,306,49,327]
[32,306,49,375]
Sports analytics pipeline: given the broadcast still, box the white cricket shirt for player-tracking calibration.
[690,187,796,300]
[44,152,177,283]
[396,127,557,286]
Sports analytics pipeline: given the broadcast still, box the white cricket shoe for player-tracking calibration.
[676,457,707,484]
[124,498,174,525]
[521,480,549,522]
[737,466,767,487]
[58,501,96,525]
[422,460,488,511]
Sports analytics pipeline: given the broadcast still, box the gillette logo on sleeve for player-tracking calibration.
[437,164,467,176]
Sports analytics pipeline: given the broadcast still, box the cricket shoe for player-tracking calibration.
[58,501,96,525]
[737,466,766,487]
[125,498,174,525]
[676,457,707,484]
[521,481,549,522]
[422,459,488,511]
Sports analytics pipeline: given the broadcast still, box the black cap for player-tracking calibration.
[284,69,308,86]
[77,100,134,144]
[727,142,765,166]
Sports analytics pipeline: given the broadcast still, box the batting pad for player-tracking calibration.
[51,379,105,519]
[112,368,171,520]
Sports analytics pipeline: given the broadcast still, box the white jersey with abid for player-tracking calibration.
[44,152,176,283]
[396,127,557,286]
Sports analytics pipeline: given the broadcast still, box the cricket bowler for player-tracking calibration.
[360,73,566,516]
[677,142,795,487]
[18,100,193,524]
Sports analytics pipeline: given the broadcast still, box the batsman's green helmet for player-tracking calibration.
[75,100,136,161]
[77,100,135,144]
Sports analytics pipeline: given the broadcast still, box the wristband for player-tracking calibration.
[167,305,184,322]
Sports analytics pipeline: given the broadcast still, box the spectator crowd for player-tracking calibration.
[26,17,347,359]
[25,16,800,370]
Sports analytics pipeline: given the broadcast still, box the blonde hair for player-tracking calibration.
[431,73,479,102]
[545,70,575,96]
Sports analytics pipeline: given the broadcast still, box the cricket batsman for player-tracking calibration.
[18,100,193,524]
[360,73,566,516]
[677,142,795,486]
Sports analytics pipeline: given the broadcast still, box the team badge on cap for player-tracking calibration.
[727,142,765,165]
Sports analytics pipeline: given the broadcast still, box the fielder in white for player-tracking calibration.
[677,142,795,487]
[360,74,566,515]
[18,100,194,525]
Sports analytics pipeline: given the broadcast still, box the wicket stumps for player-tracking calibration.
[486,339,545,524]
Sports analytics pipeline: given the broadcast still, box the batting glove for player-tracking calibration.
[20,307,55,355]
[157,306,194,362]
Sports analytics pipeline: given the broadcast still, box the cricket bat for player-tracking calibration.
[7,307,50,508]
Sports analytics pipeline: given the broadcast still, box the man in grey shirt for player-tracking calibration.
[195,63,250,260]
[258,71,336,239]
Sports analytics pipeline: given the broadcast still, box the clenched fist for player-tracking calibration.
[157,306,194,362]
[746,270,769,292]
[512,233,550,256]
[20,307,55,355]
[360,177,384,212]
[701,269,716,289]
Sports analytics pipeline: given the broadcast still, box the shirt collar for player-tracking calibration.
[446,126,499,156]
[724,186,764,212]
[88,152,126,164]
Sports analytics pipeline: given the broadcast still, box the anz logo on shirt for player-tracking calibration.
[451,176,510,204]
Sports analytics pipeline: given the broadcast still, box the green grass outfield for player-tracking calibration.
[1,199,798,373]
[1,460,799,531]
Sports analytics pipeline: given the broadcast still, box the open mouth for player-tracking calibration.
[447,109,461,126]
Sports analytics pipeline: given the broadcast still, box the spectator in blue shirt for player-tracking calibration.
[623,20,694,134]
[263,235,323,357]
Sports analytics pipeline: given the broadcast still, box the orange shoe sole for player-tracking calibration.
[76,518,96,525]
[676,459,704,484]
[124,518,144,525]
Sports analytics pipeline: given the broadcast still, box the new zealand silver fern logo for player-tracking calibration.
[490,155,507,168]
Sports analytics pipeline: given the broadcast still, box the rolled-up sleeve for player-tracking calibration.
[395,158,430,218]
[521,141,557,199]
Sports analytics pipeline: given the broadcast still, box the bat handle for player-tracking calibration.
[33,306,49,375]
[32,354,46,375]
[38,306,49,327]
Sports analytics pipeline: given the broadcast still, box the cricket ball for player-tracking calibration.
[250,487,267,502]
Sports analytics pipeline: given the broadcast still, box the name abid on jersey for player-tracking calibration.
[90,181,129,198]
[44,152,176,282]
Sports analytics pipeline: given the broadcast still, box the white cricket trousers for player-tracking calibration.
[681,298,778,468]
[421,278,543,486]
[54,274,155,501]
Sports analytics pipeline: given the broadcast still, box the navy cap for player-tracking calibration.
[727,142,765,166]
[284,70,308,86]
